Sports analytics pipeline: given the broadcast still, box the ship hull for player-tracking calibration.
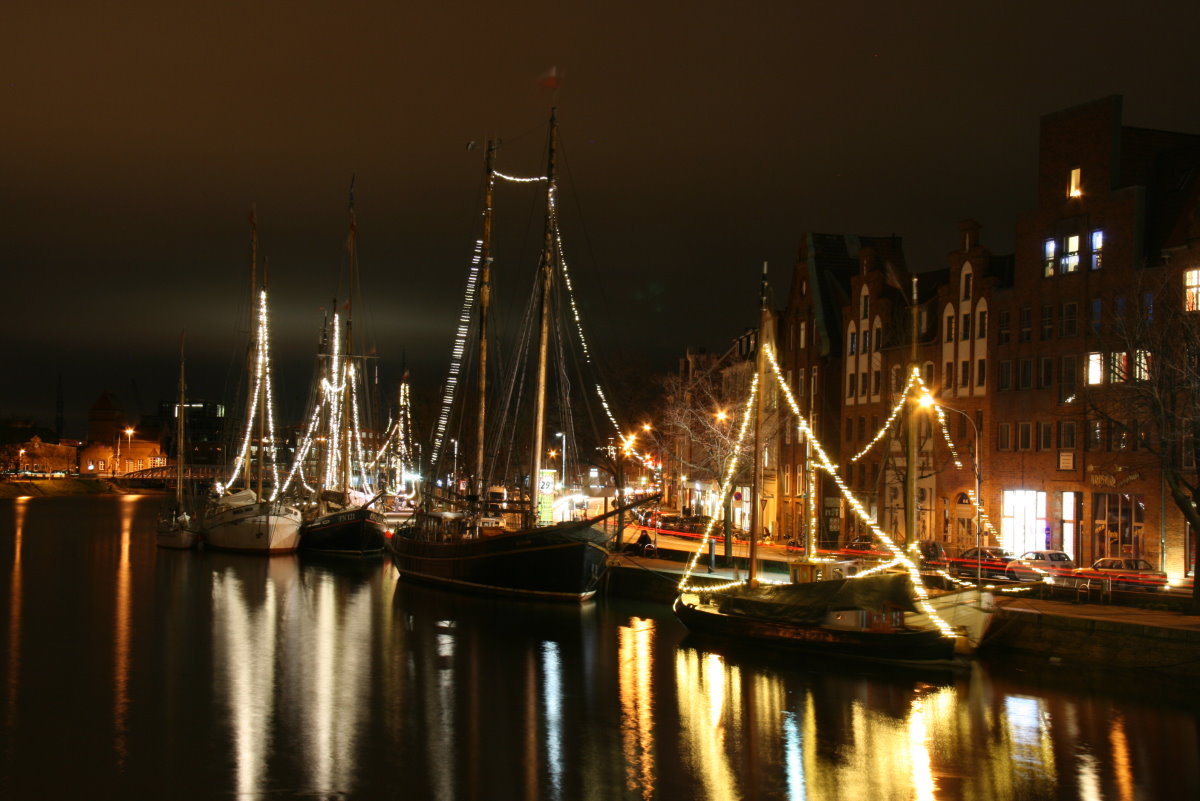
[387,523,612,602]
[673,593,960,666]
[203,501,302,554]
[300,507,388,556]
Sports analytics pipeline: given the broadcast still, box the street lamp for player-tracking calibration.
[124,427,135,475]
[920,394,983,590]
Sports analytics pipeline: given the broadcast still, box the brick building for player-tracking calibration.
[767,96,1199,582]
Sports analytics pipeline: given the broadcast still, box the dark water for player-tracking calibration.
[1,496,1198,800]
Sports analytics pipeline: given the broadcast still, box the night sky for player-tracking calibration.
[6,1,1200,437]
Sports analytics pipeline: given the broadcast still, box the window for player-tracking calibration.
[1086,352,1104,385]
[860,372,867,395]
[1134,349,1151,381]
[848,331,857,355]
[1061,234,1081,273]
[1018,358,1033,390]
[1112,424,1128,451]
[858,416,866,440]
[861,294,869,319]
[961,360,970,387]
[1040,357,1054,388]
[1069,167,1082,198]
[961,313,972,340]
[1060,421,1077,449]
[1089,298,1102,334]
[1019,308,1032,342]
[891,366,903,393]
[872,369,881,394]
[977,310,987,338]
[998,360,1013,390]
[962,272,973,300]
[1060,356,1077,403]
[1090,230,1104,270]
[924,362,935,386]
[1060,302,1078,337]
[1041,304,1054,339]
[847,373,857,397]
[98,459,106,471]
[1109,351,1127,382]
[862,329,871,353]
[944,361,954,389]
[800,321,807,349]
[873,326,881,350]
[945,314,955,342]
[1186,269,1200,312]
[846,418,854,441]
[1038,422,1054,450]
[977,358,986,386]
[1043,239,1057,277]
[1018,422,1033,451]
[998,422,1012,450]
[1142,292,1155,322]
[1087,419,1103,450]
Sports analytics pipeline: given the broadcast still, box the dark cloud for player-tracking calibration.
[5,1,1200,435]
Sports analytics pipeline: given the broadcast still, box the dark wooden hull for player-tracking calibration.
[673,594,960,666]
[300,507,388,556]
[387,523,611,602]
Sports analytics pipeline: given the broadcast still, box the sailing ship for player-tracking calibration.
[387,111,653,600]
[671,272,989,665]
[156,334,200,549]
[289,192,388,556]
[202,215,302,553]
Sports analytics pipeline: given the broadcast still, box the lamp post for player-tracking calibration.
[124,427,135,475]
[921,395,983,591]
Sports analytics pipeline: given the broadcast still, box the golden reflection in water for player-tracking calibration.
[5,498,28,737]
[113,495,135,766]
[907,696,937,801]
[674,649,741,801]
[1109,713,1134,801]
[214,562,280,801]
[617,617,656,800]
[302,573,372,797]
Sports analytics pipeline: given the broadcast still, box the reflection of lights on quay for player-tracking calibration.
[6,497,28,742]
[113,495,135,767]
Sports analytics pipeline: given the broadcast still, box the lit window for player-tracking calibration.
[1134,349,1151,381]
[1069,167,1082,198]
[1061,235,1080,273]
[1090,230,1104,270]
[1185,269,1200,312]
[1043,239,1057,277]
[1086,352,1104,385]
[800,321,806,349]
[1109,352,1127,382]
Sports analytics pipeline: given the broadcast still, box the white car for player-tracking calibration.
[1005,550,1076,581]
[1073,558,1168,592]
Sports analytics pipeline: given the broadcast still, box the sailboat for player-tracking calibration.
[387,111,655,601]
[156,333,200,549]
[290,193,388,557]
[672,271,987,666]
[202,215,303,554]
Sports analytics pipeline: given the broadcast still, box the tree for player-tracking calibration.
[1085,267,1200,613]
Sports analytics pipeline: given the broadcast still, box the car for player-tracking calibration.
[1073,557,1168,592]
[950,547,1015,580]
[1005,550,1076,582]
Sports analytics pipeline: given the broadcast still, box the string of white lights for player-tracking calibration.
[849,370,920,462]
[495,170,546,183]
[431,240,483,467]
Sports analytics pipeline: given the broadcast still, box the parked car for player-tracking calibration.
[1073,557,1168,592]
[842,535,886,557]
[950,547,1015,580]
[1005,550,1076,581]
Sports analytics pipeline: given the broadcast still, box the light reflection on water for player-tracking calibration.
[0,495,1198,800]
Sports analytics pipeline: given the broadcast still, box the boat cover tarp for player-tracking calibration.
[715,574,918,624]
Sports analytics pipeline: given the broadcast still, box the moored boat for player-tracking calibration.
[157,333,200,550]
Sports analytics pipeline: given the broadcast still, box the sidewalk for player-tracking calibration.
[995,594,1200,632]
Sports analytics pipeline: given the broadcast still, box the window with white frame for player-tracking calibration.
[1090,230,1103,270]
[998,422,1012,450]
[1018,422,1032,451]
[1061,235,1080,273]
[1043,239,1057,277]
[1109,351,1127,382]
[1186,269,1200,312]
